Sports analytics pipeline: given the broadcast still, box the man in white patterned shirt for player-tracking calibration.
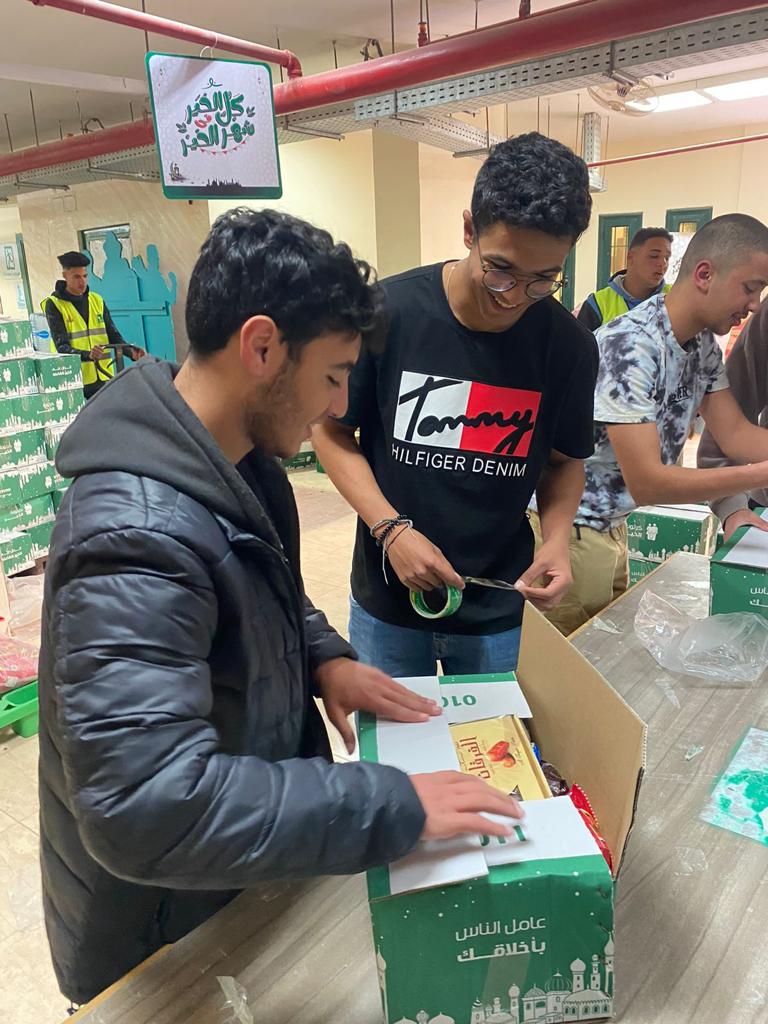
[531,213,768,635]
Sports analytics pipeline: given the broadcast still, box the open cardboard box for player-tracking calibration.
[710,506,768,618]
[360,605,647,1024]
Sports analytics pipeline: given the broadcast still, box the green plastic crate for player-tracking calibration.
[0,680,38,737]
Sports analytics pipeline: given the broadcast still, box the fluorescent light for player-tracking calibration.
[704,77,768,101]
[656,91,712,112]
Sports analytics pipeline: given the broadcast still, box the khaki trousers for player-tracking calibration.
[528,510,628,637]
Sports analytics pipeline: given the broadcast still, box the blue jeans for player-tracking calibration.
[349,597,521,677]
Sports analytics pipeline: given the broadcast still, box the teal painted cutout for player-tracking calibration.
[700,727,768,845]
[84,231,177,361]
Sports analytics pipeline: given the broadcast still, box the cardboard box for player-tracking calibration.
[0,318,32,360]
[32,352,83,393]
[0,429,47,473]
[0,530,34,576]
[628,558,657,588]
[710,507,768,619]
[52,487,68,512]
[360,608,647,1024]
[24,520,54,560]
[44,423,69,462]
[0,462,56,509]
[0,357,38,399]
[627,504,717,564]
[0,494,55,534]
[37,387,85,427]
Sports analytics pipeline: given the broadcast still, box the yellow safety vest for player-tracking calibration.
[41,291,114,387]
[593,281,672,328]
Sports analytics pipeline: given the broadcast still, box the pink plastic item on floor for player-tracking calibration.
[0,634,39,693]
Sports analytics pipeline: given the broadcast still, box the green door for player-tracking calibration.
[597,213,643,290]
[561,247,576,312]
[666,207,713,236]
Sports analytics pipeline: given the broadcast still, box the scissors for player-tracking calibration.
[410,575,520,619]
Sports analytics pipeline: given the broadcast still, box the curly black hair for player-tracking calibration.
[471,132,592,242]
[186,208,387,357]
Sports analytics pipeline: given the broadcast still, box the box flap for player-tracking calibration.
[635,504,713,522]
[399,673,532,722]
[715,508,768,568]
[516,605,647,878]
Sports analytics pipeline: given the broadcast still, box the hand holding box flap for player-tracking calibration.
[719,508,768,568]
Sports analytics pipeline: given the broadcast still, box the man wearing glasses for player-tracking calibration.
[314,133,597,675]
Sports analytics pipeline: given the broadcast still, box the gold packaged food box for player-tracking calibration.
[450,715,551,801]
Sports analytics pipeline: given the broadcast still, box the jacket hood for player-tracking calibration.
[56,358,279,537]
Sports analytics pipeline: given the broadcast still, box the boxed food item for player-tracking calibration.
[360,607,647,1024]
[0,462,56,508]
[451,716,551,801]
[0,428,47,473]
[0,494,55,534]
[0,530,34,576]
[0,318,32,360]
[0,357,38,399]
[710,507,768,619]
[32,352,82,393]
[52,487,69,512]
[24,520,54,560]
[627,504,718,581]
[37,387,85,427]
[44,422,69,462]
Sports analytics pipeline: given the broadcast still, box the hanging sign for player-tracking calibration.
[146,52,282,201]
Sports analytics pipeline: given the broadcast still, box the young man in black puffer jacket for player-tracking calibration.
[38,208,521,1005]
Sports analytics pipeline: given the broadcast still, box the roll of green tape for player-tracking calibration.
[409,585,463,620]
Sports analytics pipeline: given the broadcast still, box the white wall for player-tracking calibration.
[209,131,378,267]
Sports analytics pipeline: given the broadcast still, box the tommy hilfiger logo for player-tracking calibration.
[394,371,541,457]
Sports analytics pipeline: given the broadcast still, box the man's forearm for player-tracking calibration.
[716,421,768,465]
[312,422,399,528]
[535,458,584,546]
[626,462,768,507]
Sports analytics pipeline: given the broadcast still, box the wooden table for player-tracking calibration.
[70,553,768,1024]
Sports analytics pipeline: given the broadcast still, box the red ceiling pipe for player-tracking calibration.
[28,0,303,78]
[589,132,768,169]
[275,0,768,114]
[0,118,154,177]
[4,0,768,179]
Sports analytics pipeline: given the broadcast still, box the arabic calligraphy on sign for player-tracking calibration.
[175,79,258,158]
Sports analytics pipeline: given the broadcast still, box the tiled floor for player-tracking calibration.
[2,467,358,1024]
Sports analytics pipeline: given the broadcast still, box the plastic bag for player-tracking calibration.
[634,590,768,683]
[7,575,45,633]
[0,635,39,693]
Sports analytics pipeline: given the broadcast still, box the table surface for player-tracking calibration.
[71,553,768,1024]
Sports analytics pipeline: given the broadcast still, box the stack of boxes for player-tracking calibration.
[0,317,83,576]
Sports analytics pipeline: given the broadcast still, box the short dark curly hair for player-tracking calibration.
[471,132,592,242]
[186,208,386,357]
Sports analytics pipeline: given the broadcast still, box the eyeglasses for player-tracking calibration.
[477,242,567,300]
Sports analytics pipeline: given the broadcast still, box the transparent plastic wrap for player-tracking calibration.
[634,590,768,684]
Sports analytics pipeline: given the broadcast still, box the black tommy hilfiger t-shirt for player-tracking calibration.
[340,262,598,635]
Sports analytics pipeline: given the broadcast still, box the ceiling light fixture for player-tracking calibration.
[704,76,768,101]
[627,89,711,113]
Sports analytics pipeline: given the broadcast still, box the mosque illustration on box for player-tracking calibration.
[381,936,614,1024]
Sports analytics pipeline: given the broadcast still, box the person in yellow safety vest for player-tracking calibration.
[577,227,674,333]
[42,251,146,399]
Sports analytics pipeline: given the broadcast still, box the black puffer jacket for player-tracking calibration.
[38,360,425,1004]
